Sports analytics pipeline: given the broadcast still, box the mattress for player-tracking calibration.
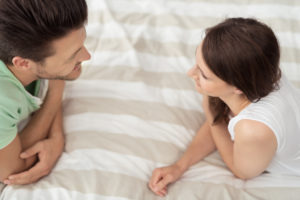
[1,0,300,199]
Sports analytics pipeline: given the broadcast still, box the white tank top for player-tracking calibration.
[228,75,300,175]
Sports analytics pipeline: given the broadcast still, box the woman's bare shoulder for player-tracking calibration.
[233,119,277,146]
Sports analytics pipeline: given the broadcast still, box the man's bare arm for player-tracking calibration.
[0,80,64,182]
[19,81,65,149]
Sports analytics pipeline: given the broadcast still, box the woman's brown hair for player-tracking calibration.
[202,18,281,124]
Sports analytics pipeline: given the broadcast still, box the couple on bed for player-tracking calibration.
[0,0,299,197]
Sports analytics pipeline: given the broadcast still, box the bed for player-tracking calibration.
[1,0,300,199]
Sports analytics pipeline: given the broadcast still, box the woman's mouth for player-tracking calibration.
[194,79,201,88]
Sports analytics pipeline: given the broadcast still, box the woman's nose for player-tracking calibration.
[187,65,197,77]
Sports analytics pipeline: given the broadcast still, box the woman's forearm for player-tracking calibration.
[210,123,241,177]
[176,120,216,172]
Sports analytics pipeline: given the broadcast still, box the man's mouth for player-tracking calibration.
[73,63,81,71]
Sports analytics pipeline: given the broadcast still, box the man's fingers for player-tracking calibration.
[20,142,42,159]
[5,171,32,185]
[7,162,45,185]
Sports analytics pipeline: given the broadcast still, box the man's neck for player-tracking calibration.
[7,65,37,86]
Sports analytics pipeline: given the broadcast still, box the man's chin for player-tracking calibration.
[61,68,82,80]
[37,67,82,81]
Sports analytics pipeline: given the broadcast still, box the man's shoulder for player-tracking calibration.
[0,76,23,95]
[0,78,25,111]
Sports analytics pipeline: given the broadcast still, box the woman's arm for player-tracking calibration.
[148,120,216,197]
[203,94,277,180]
[209,118,277,180]
[176,120,216,171]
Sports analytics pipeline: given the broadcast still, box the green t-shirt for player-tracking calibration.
[0,60,41,149]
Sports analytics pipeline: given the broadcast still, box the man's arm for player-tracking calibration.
[0,135,35,182]
[0,80,64,182]
[3,106,65,185]
[19,80,65,149]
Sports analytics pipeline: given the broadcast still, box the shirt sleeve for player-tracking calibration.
[0,79,32,150]
[0,108,18,149]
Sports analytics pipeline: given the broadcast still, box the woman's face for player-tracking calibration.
[188,43,237,98]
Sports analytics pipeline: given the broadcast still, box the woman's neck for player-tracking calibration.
[220,94,250,117]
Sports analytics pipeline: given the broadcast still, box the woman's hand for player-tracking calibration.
[202,95,215,124]
[148,163,185,197]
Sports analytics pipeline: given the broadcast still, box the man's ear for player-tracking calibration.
[11,57,32,70]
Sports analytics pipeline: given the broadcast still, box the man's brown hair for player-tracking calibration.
[0,0,88,65]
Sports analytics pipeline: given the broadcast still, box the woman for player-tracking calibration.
[148,18,300,197]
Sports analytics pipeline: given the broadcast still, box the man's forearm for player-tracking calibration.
[2,103,65,183]
[48,106,65,148]
[19,87,64,150]
[0,135,37,182]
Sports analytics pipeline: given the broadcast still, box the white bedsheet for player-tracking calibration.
[1,0,300,199]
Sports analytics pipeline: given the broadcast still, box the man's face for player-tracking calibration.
[33,27,91,80]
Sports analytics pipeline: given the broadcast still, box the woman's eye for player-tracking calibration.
[197,68,208,79]
[201,72,208,79]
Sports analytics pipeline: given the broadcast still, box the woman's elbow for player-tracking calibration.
[232,169,261,180]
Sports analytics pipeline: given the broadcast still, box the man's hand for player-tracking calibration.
[4,136,64,185]
[148,163,185,197]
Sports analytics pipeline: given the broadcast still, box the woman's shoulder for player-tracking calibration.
[233,119,277,147]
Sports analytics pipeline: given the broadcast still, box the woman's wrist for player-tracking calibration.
[175,159,189,174]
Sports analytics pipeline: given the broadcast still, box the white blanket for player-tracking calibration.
[1,0,300,199]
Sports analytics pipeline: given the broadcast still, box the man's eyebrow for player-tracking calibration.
[66,47,82,62]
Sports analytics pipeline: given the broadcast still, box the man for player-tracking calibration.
[0,0,91,185]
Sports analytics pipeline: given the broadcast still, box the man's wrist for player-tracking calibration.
[49,130,64,142]
[49,132,65,152]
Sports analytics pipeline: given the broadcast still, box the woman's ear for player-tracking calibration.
[234,87,243,95]
[11,57,32,70]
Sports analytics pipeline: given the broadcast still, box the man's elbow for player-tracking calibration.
[0,168,14,183]
[0,160,27,183]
